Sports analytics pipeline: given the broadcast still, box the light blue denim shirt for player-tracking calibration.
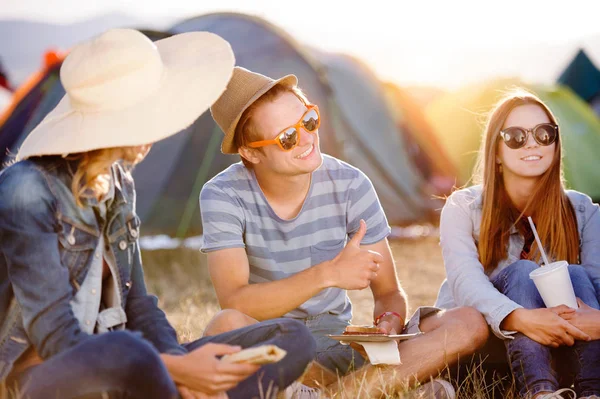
[435,185,600,339]
[69,183,127,334]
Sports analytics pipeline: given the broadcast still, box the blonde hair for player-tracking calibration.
[70,146,149,206]
[235,84,309,168]
[474,89,579,272]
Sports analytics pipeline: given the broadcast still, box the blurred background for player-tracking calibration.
[2,0,600,240]
[1,4,600,390]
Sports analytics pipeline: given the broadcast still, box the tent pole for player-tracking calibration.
[175,125,222,238]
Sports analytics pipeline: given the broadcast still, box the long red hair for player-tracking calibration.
[474,90,579,272]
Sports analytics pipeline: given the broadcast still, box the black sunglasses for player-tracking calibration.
[499,123,558,150]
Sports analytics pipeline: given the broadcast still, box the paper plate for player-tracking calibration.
[327,332,423,343]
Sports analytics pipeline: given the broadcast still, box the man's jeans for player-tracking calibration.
[492,260,600,398]
[10,318,315,399]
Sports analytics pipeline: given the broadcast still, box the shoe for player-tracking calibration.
[281,381,324,399]
[410,378,455,399]
[580,396,600,399]
[535,388,576,399]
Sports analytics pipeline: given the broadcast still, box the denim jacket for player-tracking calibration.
[435,185,600,339]
[0,157,186,380]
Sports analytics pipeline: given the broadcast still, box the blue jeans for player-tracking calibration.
[10,318,315,399]
[492,260,600,398]
[303,312,367,375]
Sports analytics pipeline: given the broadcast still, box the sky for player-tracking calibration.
[2,0,600,89]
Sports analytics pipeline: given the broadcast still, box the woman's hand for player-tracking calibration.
[501,307,591,347]
[162,343,260,395]
[558,298,600,340]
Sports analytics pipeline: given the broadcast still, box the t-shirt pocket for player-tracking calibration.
[310,239,346,265]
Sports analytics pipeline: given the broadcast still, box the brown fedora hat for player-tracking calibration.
[210,66,297,154]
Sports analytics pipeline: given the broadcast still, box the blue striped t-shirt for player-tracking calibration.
[200,155,391,320]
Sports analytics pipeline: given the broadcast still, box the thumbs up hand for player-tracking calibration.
[322,220,384,290]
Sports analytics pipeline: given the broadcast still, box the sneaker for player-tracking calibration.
[281,381,324,399]
[409,379,456,399]
[580,396,600,399]
[535,388,576,399]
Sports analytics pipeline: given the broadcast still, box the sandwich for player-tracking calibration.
[221,344,287,365]
[343,325,385,335]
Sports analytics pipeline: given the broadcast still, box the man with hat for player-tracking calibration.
[0,30,315,399]
[201,67,489,397]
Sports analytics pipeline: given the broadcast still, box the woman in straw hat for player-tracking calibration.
[435,90,600,399]
[0,29,314,399]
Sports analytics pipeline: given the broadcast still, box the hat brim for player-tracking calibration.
[17,31,235,160]
[220,74,298,154]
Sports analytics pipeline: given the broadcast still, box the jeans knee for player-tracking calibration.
[497,261,545,306]
[278,318,316,363]
[104,331,171,383]
[504,260,539,280]
[568,264,590,284]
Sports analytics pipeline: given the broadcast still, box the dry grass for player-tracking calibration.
[140,238,450,341]
[141,237,516,398]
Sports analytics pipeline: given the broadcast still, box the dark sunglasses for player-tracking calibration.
[499,123,558,150]
[248,105,320,151]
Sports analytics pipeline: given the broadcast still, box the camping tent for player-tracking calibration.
[425,79,600,200]
[558,49,600,117]
[0,51,65,161]
[558,49,600,103]
[1,15,439,237]
[0,87,12,117]
[383,82,457,195]
[313,52,435,220]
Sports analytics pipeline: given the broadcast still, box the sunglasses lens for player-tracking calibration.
[278,128,298,150]
[534,124,557,146]
[502,127,527,149]
[302,109,320,132]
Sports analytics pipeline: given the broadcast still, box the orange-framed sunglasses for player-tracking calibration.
[248,105,320,151]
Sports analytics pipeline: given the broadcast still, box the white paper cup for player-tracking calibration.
[529,261,578,308]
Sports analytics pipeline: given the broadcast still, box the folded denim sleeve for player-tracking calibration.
[0,164,91,359]
[440,191,521,339]
[578,192,600,294]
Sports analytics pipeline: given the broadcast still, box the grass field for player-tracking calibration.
[141,237,517,398]
[141,237,448,338]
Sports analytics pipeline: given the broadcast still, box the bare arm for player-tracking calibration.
[208,220,383,321]
[207,248,329,320]
[367,238,407,334]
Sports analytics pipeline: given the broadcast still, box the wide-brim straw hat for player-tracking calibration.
[17,28,235,160]
[210,66,297,154]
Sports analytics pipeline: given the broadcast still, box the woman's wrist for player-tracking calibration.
[501,308,526,331]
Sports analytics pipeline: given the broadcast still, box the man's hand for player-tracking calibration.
[321,220,384,290]
[374,320,398,335]
[162,343,260,395]
[558,298,600,340]
[502,307,591,347]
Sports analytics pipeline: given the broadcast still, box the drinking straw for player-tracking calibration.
[527,216,550,266]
